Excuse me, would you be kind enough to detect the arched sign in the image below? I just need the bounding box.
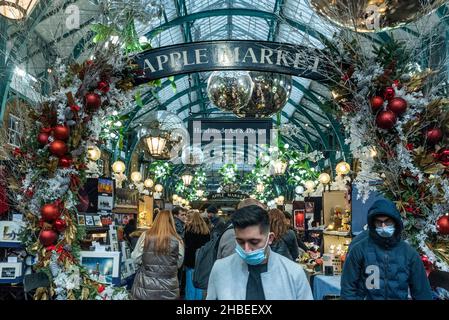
[132,40,327,84]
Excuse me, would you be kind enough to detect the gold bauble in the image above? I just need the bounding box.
[309,0,446,32]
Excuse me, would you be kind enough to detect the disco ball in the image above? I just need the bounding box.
[309,0,446,32]
[235,72,292,118]
[207,71,254,112]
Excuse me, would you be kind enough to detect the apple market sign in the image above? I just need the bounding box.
[132,40,326,84]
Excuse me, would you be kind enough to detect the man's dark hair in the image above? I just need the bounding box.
[207,205,218,214]
[172,206,185,216]
[231,205,270,234]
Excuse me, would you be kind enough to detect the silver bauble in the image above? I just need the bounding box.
[207,71,254,112]
[236,72,292,118]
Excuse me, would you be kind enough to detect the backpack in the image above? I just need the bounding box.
[192,222,233,289]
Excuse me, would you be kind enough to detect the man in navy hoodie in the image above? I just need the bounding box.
[341,199,432,300]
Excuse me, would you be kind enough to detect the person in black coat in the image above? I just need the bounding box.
[341,199,432,300]
[269,209,300,261]
[184,211,211,300]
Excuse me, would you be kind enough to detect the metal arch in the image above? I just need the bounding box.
[267,0,285,42]
[145,8,325,42]
[293,80,350,161]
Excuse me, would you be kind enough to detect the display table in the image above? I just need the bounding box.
[312,275,341,300]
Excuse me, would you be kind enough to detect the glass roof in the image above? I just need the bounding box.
[133,0,344,152]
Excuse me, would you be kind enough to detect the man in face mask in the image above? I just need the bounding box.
[341,199,432,300]
[206,205,313,300]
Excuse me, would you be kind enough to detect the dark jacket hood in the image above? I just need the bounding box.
[367,199,403,248]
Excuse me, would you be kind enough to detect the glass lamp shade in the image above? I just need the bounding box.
[87,145,101,161]
[144,178,154,188]
[336,161,351,175]
[181,174,193,186]
[145,136,167,157]
[172,194,179,201]
[272,159,287,175]
[304,180,315,191]
[318,173,331,185]
[154,184,163,192]
[0,0,39,20]
[131,171,142,183]
[112,161,126,174]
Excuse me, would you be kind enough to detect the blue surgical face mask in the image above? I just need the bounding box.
[235,235,271,265]
[376,225,395,238]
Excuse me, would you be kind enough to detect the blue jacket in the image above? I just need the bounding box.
[341,199,432,300]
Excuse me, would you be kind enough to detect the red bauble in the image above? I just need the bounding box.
[39,230,58,247]
[54,219,67,233]
[384,87,395,100]
[376,110,397,130]
[41,204,61,222]
[37,132,49,145]
[370,96,384,112]
[426,128,443,144]
[387,97,407,115]
[97,81,110,93]
[58,156,72,168]
[437,215,449,235]
[84,93,102,110]
[439,149,449,167]
[49,140,68,157]
[53,125,70,141]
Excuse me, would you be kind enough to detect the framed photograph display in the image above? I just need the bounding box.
[79,251,120,285]
[109,226,119,252]
[0,221,23,244]
[77,215,86,226]
[85,215,94,226]
[294,209,306,231]
[0,262,23,283]
[93,215,103,227]
[120,241,131,262]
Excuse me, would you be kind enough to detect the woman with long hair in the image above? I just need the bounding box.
[268,208,300,261]
[184,210,210,300]
[131,210,184,299]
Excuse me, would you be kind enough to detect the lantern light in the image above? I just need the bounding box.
[295,185,305,194]
[145,136,167,157]
[0,0,39,20]
[112,161,126,174]
[131,171,142,183]
[154,184,163,192]
[172,194,179,201]
[181,173,194,186]
[304,180,315,191]
[336,161,351,175]
[87,145,101,161]
[144,178,154,188]
[318,173,331,185]
[272,159,287,175]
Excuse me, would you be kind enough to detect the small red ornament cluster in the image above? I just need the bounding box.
[371,87,408,130]
[437,215,449,235]
[39,201,68,247]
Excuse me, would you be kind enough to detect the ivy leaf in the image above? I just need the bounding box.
[135,91,143,108]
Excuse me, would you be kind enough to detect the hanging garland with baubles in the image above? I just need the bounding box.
[13,46,142,300]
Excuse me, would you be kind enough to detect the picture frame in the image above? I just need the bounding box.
[85,215,94,226]
[93,215,103,227]
[0,262,23,282]
[0,221,23,244]
[108,227,119,252]
[294,209,305,231]
[98,195,114,211]
[114,188,139,209]
[79,251,121,285]
[120,241,132,262]
[98,178,113,195]
[127,259,136,274]
[77,214,86,226]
